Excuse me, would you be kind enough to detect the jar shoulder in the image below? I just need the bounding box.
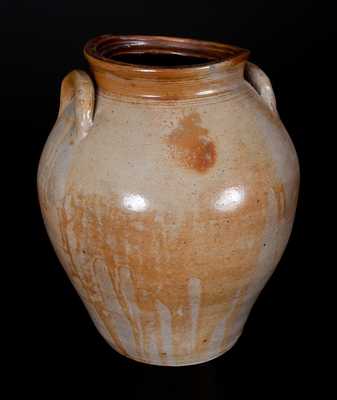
[38,92,299,215]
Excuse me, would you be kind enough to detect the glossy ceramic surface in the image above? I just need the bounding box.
[38,35,299,366]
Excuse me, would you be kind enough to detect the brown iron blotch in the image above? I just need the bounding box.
[166,112,217,173]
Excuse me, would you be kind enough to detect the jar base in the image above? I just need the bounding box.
[109,335,241,367]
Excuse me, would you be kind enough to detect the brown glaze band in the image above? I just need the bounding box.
[84,35,250,100]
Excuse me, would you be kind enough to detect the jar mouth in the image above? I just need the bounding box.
[84,35,249,71]
[84,35,249,100]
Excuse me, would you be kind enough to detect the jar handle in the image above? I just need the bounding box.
[58,70,95,141]
[245,62,278,116]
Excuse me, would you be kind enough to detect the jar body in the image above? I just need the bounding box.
[38,76,299,366]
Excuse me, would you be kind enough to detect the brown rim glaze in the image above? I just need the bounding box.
[84,35,250,100]
[84,35,249,71]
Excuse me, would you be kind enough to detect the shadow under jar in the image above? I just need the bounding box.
[37,35,299,366]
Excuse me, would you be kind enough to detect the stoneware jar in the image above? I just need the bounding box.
[37,35,300,366]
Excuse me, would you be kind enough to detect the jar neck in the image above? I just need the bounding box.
[84,35,249,100]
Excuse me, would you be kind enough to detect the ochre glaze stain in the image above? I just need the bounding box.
[273,183,286,221]
[166,112,216,173]
[57,199,128,357]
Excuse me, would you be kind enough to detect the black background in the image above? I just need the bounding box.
[2,0,322,397]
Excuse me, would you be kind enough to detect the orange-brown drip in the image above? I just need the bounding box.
[57,197,128,356]
[273,183,286,221]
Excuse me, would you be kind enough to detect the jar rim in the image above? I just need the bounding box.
[84,34,250,73]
